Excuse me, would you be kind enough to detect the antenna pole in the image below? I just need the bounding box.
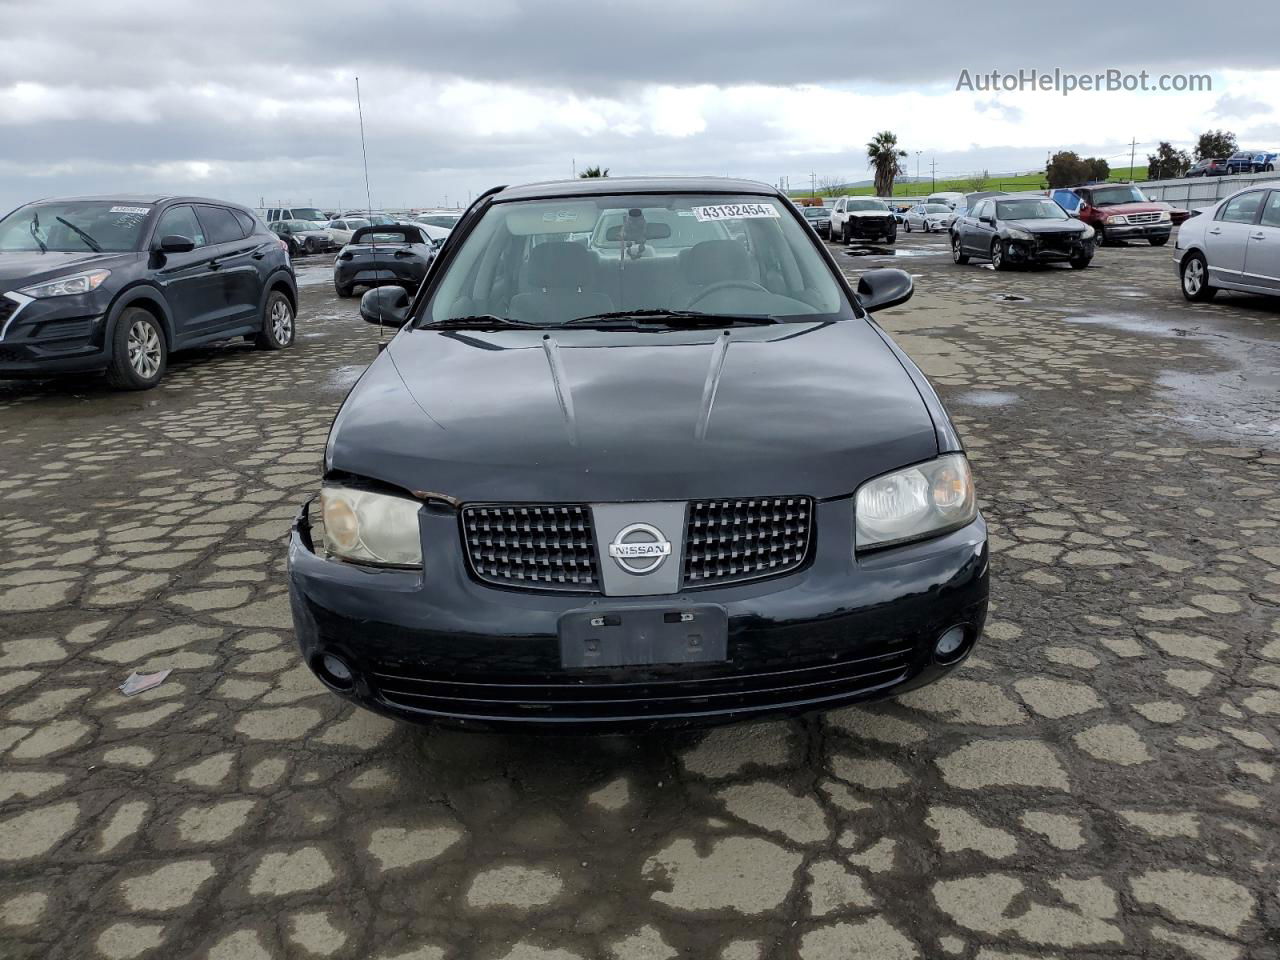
[355,76,382,339]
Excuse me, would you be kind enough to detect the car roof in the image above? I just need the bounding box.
[42,194,249,209]
[492,176,780,203]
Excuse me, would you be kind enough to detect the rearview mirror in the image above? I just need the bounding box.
[157,235,195,253]
[604,222,673,242]
[856,268,913,313]
[360,286,411,328]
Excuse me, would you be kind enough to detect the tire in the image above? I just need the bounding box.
[254,290,295,350]
[1149,237,1169,247]
[1180,252,1216,302]
[105,308,167,390]
[335,282,353,298]
[1069,256,1091,270]
[904,220,912,233]
[951,235,969,264]
[842,224,851,245]
[991,239,1009,270]
[1266,164,1275,173]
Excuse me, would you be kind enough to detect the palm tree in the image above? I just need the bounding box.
[579,165,609,178]
[866,132,907,197]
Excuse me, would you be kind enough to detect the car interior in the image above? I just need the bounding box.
[433,200,845,324]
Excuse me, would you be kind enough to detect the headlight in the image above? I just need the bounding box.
[855,454,977,552]
[1157,211,1171,222]
[1006,228,1033,241]
[1105,215,1125,225]
[317,485,422,567]
[1080,224,1096,240]
[18,269,111,298]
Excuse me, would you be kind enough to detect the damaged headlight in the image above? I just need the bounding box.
[317,484,422,567]
[1006,228,1034,242]
[855,454,977,551]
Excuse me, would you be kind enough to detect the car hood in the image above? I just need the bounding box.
[0,250,134,292]
[1006,219,1088,234]
[327,320,940,502]
[848,210,895,218]
[1093,202,1165,215]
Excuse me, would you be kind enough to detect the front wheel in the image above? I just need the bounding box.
[254,290,295,350]
[951,235,970,264]
[1149,237,1169,247]
[904,220,912,233]
[335,282,353,298]
[842,224,851,245]
[1069,256,1092,270]
[991,239,1010,270]
[1180,252,1216,302]
[106,308,167,390]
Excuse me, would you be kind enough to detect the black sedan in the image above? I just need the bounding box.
[333,223,438,298]
[950,195,1095,270]
[0,195,297,389]
[289,177,988,730]
[800,204,831,239]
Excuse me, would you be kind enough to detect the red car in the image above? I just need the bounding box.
[1051,184,1173,246]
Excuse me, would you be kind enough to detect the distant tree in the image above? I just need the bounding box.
[1194,130,1236,161]
[965,169,990,192]
[1046,151,1091,188]
[1086,157,1111,182]
[816,175,846,197]
[1147,141,1191,180]
[866,132,907,197]
[579,165,609,178]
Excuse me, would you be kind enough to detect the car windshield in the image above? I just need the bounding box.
[996,199,1068,221]
[426,193,848,327]
[847,199,888,212]
[0,200,152,253]
[367,215,397,226]
[923,204,951,214]
[1091,186,1147,205]
[286,220,315,231]
[802,207,827,218]
[344,218,371,229]
[417,215,460,228]
[291,208,326,222]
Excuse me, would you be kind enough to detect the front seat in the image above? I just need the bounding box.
[674,239,755,308]
[508,242,613,325]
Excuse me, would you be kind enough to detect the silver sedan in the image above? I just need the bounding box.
[1175,186,1280,301]
[904,203,955,233]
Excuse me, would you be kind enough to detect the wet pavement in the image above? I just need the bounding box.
[1,234,1278,960]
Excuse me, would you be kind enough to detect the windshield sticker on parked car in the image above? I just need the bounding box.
[109,206,151,215]
[692,203,781,222]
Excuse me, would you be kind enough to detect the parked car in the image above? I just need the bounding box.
[333,223,438,298]
[341,211,398,226]
[1176,186,1280,302]
[0,195,296,389]
[288,176,988,730]
[269,219,335,256]
[1148,201,1193,226]
[926,192,966,210]
[260,206,329,228]
[1050,184,1172,246]
[800,204,831,239]
[413,211,462,230]
[325,218,371,245]
[1249,151,1278,173]
[829,197,896,244]
[1225,151,1260,176]
[1186,158,1228,178]
[951,194,1095,270]
[904,203,954,233]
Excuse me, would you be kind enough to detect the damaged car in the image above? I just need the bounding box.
[951,195,1095,270]
[288,177,989,730]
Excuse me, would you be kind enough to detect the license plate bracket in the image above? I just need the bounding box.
[558,603,728,669]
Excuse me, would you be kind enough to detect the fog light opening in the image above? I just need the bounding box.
[933,626,972,666]
[316,652,355,690]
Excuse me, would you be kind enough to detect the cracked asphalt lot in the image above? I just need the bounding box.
[2,231,1278,960]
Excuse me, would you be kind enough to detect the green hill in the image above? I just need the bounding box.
[793,166,1150,199]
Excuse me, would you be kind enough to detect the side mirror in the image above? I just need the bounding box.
[979,215,994,225]
[360,286,410,328]
[856,268,913,314]
[157,235,195,253]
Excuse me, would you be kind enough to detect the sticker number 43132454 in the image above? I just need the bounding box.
[692,203,780,222]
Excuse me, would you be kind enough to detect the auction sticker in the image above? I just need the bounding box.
[692,203,779,222]
[110,206,151,215]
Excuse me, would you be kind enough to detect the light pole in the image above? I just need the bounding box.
[915,151,922,194]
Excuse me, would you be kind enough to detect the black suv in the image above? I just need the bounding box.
[0,195,297,389]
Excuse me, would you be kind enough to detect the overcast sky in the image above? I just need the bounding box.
[2,0,1278,212]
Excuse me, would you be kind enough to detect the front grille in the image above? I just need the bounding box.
[371,642,913,721]
[1036,233,1077,252]
[684,497,812,587]
[1126,212,1161,224]
[462,504,599,591]
[850,217,894,236]
[0,298,16,338]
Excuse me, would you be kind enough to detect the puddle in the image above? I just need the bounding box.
[293,263,336,287]
[327,363,369,392]
[953,390,1020,407]
[991,294,1031,302]
[845,247,942,259]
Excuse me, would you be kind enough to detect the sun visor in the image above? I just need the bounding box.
[505,201,599,236]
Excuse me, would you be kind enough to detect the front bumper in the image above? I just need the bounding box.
[1102,223,1171,240]
[846,218,897,242]
[1006,237,1095,264]
[334,260,426,289]
[0,293,109,376]
[287,498,990,731]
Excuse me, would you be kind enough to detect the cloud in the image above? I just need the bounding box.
[1213,94,1271,119]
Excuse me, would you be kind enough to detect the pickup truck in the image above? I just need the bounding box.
[828,197,897,245]
[1050,184,1173,246]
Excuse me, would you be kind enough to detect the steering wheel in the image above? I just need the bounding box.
[686,279,770,308]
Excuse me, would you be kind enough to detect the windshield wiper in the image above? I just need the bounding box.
[424,314,542,330]
[55,217,103,253]
[28,213,47,253]
[565,309,777,328]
